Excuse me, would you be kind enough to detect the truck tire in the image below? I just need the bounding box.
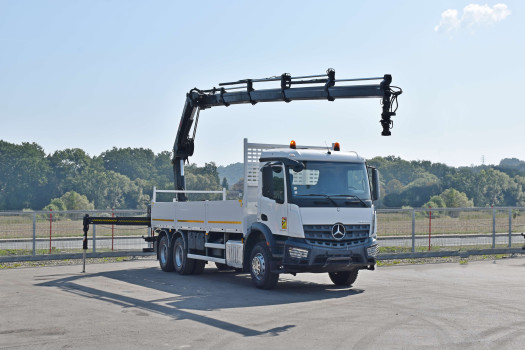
[192,260,206,275]
[250,241,279,289]
[173,236,195,275]
[158,235,174,272]
[328,269,359,286]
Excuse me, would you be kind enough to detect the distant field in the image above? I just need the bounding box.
[377,209,525,236]
[2,208,525,240]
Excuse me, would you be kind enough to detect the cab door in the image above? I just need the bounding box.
[258,162,288,235]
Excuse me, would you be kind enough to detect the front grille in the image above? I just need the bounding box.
[303,224,370,248]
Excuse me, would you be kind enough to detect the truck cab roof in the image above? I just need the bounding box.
[260,147,365,163]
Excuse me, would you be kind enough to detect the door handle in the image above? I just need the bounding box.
[261,214,268,221]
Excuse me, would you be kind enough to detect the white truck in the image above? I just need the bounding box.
[82,69,401,289]
[151,138,380,289]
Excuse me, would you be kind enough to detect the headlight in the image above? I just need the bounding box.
[288,247,309,259]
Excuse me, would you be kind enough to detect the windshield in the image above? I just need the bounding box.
[287,161,371,207]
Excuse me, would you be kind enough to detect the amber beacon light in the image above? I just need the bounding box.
[333,142,340,151]
[290,140,297,149]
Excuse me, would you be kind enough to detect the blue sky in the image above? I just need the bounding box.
[0,1,522,167]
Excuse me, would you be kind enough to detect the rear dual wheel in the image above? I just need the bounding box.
[159,235,205,275]
[173,236,206,275]
[158,235,174,272]
[173,236,196,275]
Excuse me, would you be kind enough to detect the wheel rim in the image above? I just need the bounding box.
[251,253,265,280]
[175,244,183,268]
[160,241,167,265]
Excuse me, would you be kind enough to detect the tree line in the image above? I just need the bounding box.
[2,139,525,210]
[0,140,224,210]
[368,156,525,209]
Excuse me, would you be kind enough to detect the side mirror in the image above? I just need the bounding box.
[291,161,305,172]
[372,168,380,201]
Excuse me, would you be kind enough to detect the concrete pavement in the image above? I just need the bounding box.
[1,257,525,349]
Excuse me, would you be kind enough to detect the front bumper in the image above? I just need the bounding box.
[276,238,377,273]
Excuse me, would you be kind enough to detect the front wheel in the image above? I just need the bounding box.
[250,241,279,289]
[173,237,195,275]
[329,269,358,286]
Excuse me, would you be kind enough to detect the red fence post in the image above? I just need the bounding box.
[49,208,52,254]
[428,206,432,251]
[112,208,115,251]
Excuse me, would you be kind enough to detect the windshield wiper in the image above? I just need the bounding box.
[295,194,338,207]
[295,194,369,207]
[328,194,369,207]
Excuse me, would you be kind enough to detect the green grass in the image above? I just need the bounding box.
[0,264,21,270]
[0,247,132,257]
[377,259,423,267]
[0,263,22,269]
[377,243,521,254]
[377,253,518,267]
[0,248,86,256]
[0,249,30,256]
[379,246,444,254]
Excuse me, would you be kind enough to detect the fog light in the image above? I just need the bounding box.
[288,247,309,259]
[366,245,378,258]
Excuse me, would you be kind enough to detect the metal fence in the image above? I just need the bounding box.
[377,207,525,254]
[1,207,524,262]
[0,209,150,259]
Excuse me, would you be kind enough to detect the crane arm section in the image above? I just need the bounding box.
[172,69,402,201]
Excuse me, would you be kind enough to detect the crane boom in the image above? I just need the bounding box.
[172,69,402,201]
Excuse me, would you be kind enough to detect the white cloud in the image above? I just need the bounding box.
[435,3,511,32]
[434,9,460,32]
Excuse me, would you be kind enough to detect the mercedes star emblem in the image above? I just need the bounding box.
[331,223,346,240]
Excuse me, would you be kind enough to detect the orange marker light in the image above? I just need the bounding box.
[290,140,296,149]
[333,142,340,151]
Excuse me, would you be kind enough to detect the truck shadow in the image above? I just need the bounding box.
[37,265,364,337]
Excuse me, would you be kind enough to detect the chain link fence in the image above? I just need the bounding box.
[1,207,524,261]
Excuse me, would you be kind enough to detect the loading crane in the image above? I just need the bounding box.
[172,69,401,201]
